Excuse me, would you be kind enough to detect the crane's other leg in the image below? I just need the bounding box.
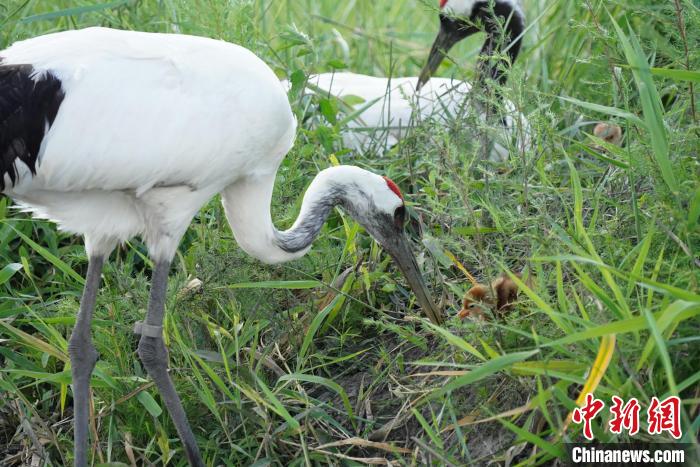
[69,254,105,467]
[136,259,203,467]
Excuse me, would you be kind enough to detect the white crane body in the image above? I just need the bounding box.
[303,71,529,160]
[2,27,295,259]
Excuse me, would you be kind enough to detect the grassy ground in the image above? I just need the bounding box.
[1,0,699,465]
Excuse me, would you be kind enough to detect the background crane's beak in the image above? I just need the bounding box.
[419,4,526,90]
[383,232,444,325]
[417,18,475,90]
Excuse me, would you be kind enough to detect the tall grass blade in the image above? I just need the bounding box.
[609,14,678,193]
[279,373,354,422]
[0,263,22,285]
[8,225,84,285]
[423,321,486,361]
[429,350,538,400]
[560,335,615,437]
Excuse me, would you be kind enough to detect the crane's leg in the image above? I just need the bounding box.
[69,255,105,467]
[135,260,203,467]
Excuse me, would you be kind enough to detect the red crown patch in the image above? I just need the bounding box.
[382,176,403,200]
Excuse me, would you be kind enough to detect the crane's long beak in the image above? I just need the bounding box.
[385,232,444,325]
[417,20,470,91]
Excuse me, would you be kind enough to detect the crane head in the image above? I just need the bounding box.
[329,167,443,325]
[417,0,525,90]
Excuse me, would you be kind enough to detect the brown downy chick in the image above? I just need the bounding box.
[458,274,523,320]
[490,275,521,313]
[593,123,623,148]
[458,284,492,320]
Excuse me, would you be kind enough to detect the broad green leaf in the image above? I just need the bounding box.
[544,306,700,348]
[421,235,454,269]
[650,67,700,83]
[558,96,644,126]
[637,300,700,370]
[137,391,163,418]
[512,360,588,376]
[641,307,678,396]
[0,263,22,285]
[498,416,565,458]
[252,374,300,431]
[0,320,68,362]
[430,350,538,399]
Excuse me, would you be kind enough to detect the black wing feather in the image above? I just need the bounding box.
[0,61,64,191]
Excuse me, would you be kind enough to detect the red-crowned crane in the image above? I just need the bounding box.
[0,27,443,466]
[294,0,529,161]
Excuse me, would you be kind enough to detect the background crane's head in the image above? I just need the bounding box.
[418,0,525,89]
[317,166,443,324]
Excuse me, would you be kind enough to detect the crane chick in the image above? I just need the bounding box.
[593,122,623,148]
[458,274,522,320]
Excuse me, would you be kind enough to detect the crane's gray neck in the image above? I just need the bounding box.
[439,1,524,86]
[221,170,355,265]
[274,185,345,253]
[474,1,525,85]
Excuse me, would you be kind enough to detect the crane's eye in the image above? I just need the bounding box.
[393,205,406,228]
[468,303,477,309]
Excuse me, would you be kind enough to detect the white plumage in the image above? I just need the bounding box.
[4,27,296,260]
[301,72,530,160]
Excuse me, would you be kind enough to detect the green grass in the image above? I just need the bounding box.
[1,0,699,465]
